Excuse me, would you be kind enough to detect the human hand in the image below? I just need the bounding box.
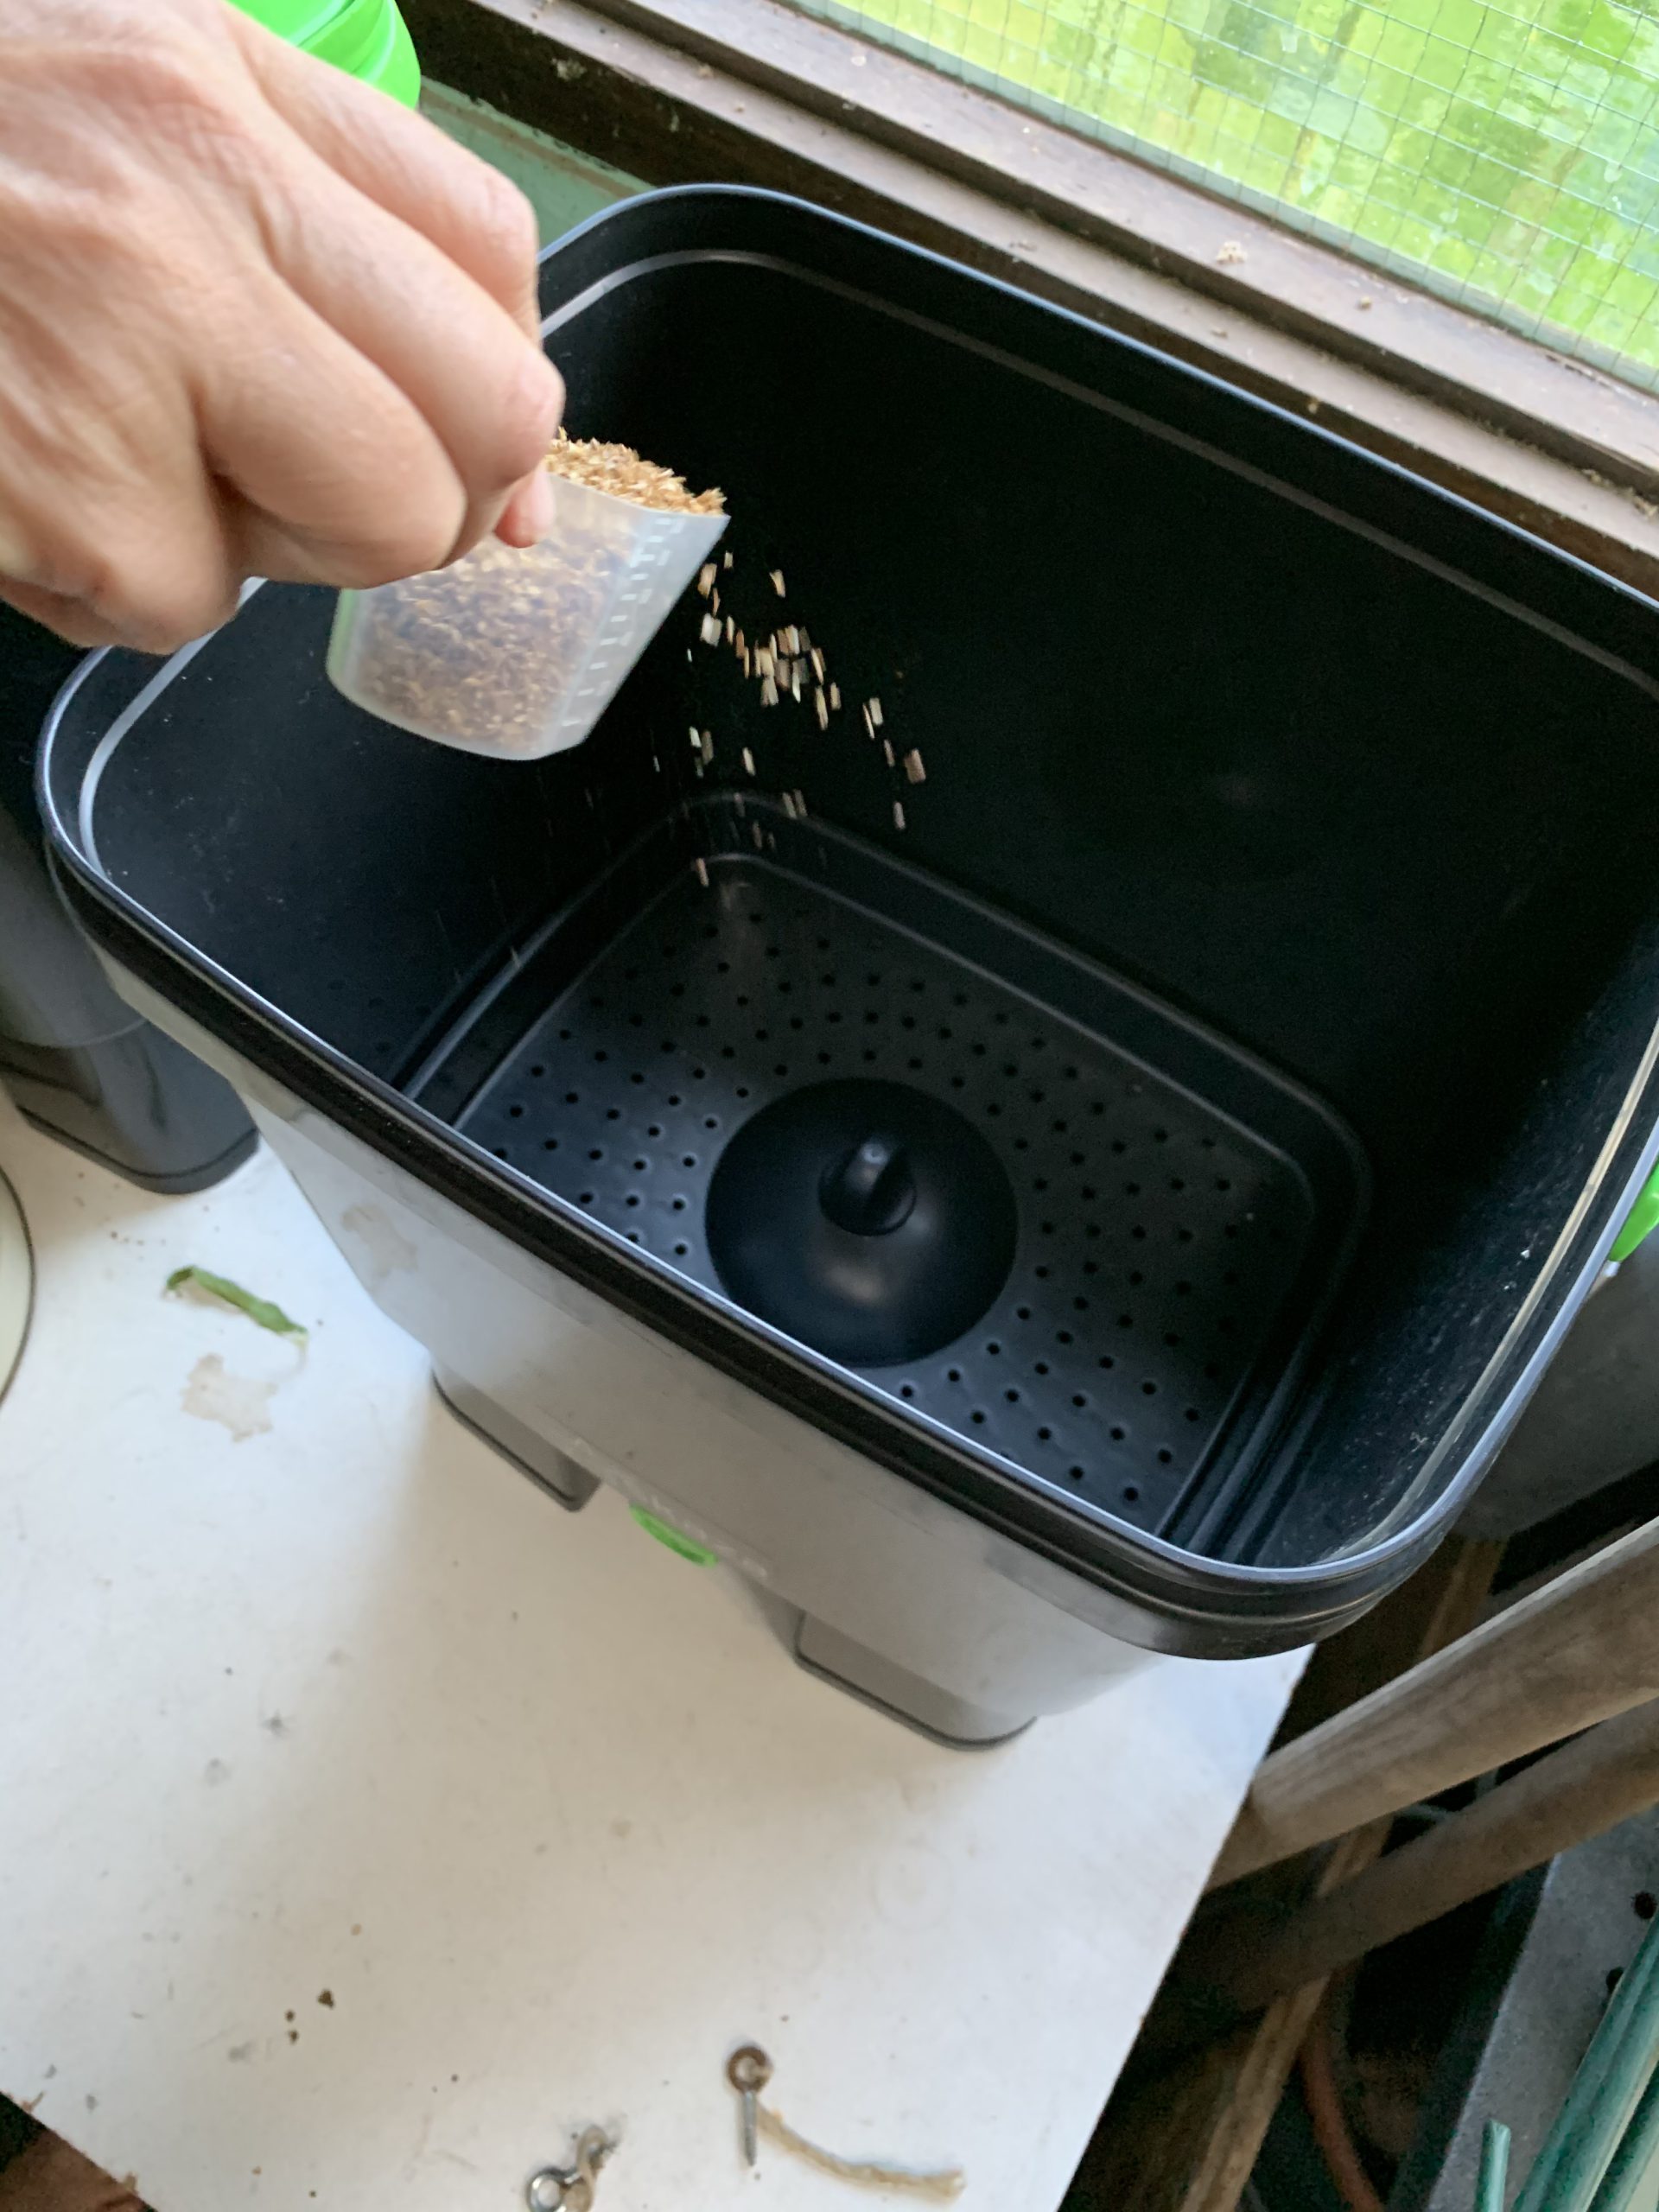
[0,0,564,652]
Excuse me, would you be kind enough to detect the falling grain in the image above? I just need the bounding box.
[868,697,884,727]
[770,569,786,596]
[695,856,709,887]
[697,564,717,598]
[904,748,926,783]
[893,800,907,830]
[742,747,756,775]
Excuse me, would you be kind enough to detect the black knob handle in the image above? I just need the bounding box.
[819,1133,916,1235]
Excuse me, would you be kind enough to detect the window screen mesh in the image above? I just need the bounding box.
[793,0,1659,391]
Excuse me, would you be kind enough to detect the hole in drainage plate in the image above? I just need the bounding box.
[456,854,1332,1528]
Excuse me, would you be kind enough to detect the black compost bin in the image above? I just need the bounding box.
[35,188,1659,1739]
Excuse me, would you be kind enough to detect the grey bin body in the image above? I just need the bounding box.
[0,604,253,1194]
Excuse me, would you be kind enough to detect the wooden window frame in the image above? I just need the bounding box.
[404,0,1659,594]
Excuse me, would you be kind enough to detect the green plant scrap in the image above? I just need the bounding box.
[165,1265,308,1342]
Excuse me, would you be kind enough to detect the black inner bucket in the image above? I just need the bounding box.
[40,189,1659,1603]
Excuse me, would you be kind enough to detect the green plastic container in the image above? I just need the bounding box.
[1611,1165,1659,1264]
[230,0,420,105]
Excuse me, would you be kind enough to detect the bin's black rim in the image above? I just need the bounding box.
[36,184,1659,1657]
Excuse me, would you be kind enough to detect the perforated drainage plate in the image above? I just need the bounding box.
[460,818,1363,1536]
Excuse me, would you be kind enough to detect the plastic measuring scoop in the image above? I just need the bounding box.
[327,474,728,760]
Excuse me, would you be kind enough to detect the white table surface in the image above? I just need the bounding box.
[0,1091,1301,2211]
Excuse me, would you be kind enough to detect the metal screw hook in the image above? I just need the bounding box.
[526,2126,614,2212]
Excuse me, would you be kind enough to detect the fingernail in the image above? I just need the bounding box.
[519,466,555,544]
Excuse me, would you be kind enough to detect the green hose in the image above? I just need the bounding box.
[1588,2065,1659,2212]
[1476,2121,1511,2212]
[1515,1915,1659,2212]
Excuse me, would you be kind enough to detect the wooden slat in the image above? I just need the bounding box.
[1211,1513,1659,1891]
[1192,1693,1659,2024]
